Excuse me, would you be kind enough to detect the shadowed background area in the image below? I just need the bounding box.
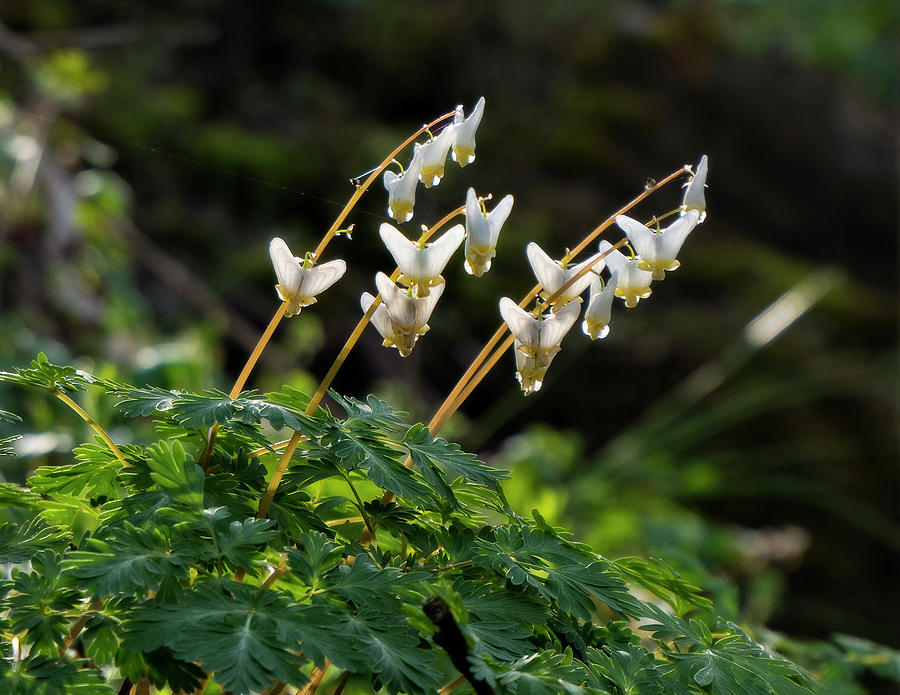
[0,0,897,685]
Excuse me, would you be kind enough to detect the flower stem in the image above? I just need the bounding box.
[426,166,688,437]
[309,111,456,264]
[229,301,289,400]
[53,390,128,467]
[306,203,467,415]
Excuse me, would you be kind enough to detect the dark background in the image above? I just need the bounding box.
[0,0,897,672]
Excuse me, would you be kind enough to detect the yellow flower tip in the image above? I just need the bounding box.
[389,201,414,223]
[421,165,445,188]
[452,146,475,166]
[651,268,666,282]
[582,320,610,341]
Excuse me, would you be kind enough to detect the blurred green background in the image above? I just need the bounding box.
[0,0,897,685]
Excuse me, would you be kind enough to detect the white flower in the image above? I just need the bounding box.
[615,210,701,281]
[526,242,605,308]
[383,146,424,223]
[598,241,653,308]
[582,271,618,340]
[416,124,455,188]
[464,188,514,277]
[269,238,347,317]
[362,272,446,357]
[379,223,465,296]
[499,298,580,395]
[450,96,485,167]
[682,154,708,221]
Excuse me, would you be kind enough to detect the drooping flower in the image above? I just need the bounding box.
[598,241,653,308]
[526,242,605,308]
[269,238,347,317]
[417,124,455,188]
[379,223,465,296]
[361,272,446,357]
[383,146,424,223]
[464,188,514,277]
[615,210,701,281]
[582,271,618,340]
[682,154,708,221]
[499,298,580,395]
[450,97,485,167]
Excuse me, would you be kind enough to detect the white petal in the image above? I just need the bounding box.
[616,215,657,263]
[418,125,454,187]
[379,223,418,276]
[598,241,627,275]
[269,237,301,293]
[361,292,393,342]
[487,194,514,247]
[451,96,485,165]
[420,224,465,279]
[465,187,492,249]
[539,299,580,349]
[414,278,446,327]
[526,242,565,295]
[499,297,540,347]
[682,154,708,219]
[383,170,399,190]
[297,259,346,300]
[658,210,700,262]
[375,272,416,328]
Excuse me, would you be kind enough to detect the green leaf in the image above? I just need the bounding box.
[0,654,115,694]
[8,551,80,656]
[169,390,236,429]
[286,531,344,590]
[583,645,664,695]
[29,444,125,501]
[404,423,508,487]
[0,353,101,394]
[0,408,22,422]
[0,435,20,456]
[330,391,408,433]
[146,440,204,507]
[0,518,68,563]
[114,386,178,417]
[0,483,41,510]
[64,522,189,599]
[471,650,600,695]
[615,557,713,615]
[123,581,309,693]
[832,634,900,682]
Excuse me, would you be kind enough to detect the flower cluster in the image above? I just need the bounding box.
[499,155,709,394]
[384,97,485,223]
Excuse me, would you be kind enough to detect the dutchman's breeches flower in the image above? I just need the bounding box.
[269,238,347,317]
[383,146,424,223]
[450,97,485,167]
[598,241,653,308]
[379,223,465,297]
[499,298,580,395]
[582,271,618,340]
[615,210,701,281]
[681,154,708,221]
[526,242,606,309]
[363,272,445,357]
[464,187,514,277]
[417,124,455,188]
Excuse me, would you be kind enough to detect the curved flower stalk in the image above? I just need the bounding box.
[379,223,465,296]
[682,154,708,221]
[499,298,580,395]
[598,240,653,308]
[582,271,618,340]
[464,187,514,277]
[526,242,605,309]
[417,124,455,188]
[269,238,347,317]
[362,272,446,357]
[383,145,424,223]
[450,96,485,166]
[615,210,701,281]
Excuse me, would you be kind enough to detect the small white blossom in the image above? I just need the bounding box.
[682,154,708,221]
[269,238,347,317]
[416,124,455,188]
[362,272,445,357]
[499,298,580,395]
[615,210,701,281]
[450,96,485,167]
[383,146,424,223]
[598,241,653,308]
[464,187,514,277]
[526,242,605,308]
[379,223,465,296]
[582,271,618,340]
